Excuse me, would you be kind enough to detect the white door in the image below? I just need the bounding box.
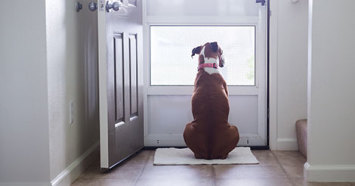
[98,0,144,169]
[143,0,268,147]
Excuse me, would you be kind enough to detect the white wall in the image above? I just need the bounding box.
[0,0,99,185]
[305,0,355,182]
[270,0,309,150]
[0,0,50,185]
[46,0,99,185]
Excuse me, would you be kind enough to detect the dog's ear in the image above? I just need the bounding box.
[210,42,218,52]
[191,46,202,57]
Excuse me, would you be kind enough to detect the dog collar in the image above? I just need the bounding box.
[198,63,218,71]
[198,46,221,70]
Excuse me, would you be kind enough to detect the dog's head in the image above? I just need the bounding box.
[191,42,225,67]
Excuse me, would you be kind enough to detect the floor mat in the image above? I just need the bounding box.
[154,147,259,165]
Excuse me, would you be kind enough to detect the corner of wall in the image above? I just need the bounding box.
[269,0,279,151]
[268,0,308,151]
[50,142,99,186]
[305,163,355,182]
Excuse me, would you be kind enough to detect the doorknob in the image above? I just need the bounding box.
[106,1,121,12]
[88,1,97,11]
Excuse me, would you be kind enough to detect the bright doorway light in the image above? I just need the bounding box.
[150,26,255,86]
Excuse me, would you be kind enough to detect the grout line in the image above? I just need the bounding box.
[211,165,217,186]
[271,151,296,186]
[133,150,153,185]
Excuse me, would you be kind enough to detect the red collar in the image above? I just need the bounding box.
[198,63,218,71]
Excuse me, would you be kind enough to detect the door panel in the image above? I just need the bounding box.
[129,34,138,117]
[110,34,125,124]
[98,0,143,169]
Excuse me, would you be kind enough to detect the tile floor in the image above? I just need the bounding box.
[72,150,355,186]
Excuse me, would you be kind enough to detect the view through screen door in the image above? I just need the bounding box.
[98,0,144,169]
[143,0,268,147]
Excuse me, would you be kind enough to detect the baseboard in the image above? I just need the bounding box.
[305,162,355,182]
[276,138,298,150]
[50,141,99,186]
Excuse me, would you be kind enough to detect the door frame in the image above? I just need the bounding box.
[142,0,270,149]
[98,4,109,168]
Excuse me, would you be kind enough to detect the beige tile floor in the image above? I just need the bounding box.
[72,150,355,186]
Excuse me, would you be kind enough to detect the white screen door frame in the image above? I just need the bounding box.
[142,0,268,147]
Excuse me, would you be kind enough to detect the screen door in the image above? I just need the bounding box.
[143,0,268,147]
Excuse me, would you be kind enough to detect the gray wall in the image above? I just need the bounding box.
[0,0,50,185]
[46,0,99,181]
[0,0,99,185]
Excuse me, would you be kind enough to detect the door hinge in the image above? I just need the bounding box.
[256,0,266,6]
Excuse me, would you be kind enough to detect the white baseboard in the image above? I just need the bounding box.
[276,138,298,150]
[305,162,355,182]
[50,141,99,186]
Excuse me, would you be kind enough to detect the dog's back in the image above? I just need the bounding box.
[184,70,239,159]
[192,70,229,124]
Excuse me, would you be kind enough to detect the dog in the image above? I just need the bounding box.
[183,42,240,159]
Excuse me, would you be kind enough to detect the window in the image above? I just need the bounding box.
[150,26,255,86]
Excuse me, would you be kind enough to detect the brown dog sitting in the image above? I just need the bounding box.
[183,42,240,159]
